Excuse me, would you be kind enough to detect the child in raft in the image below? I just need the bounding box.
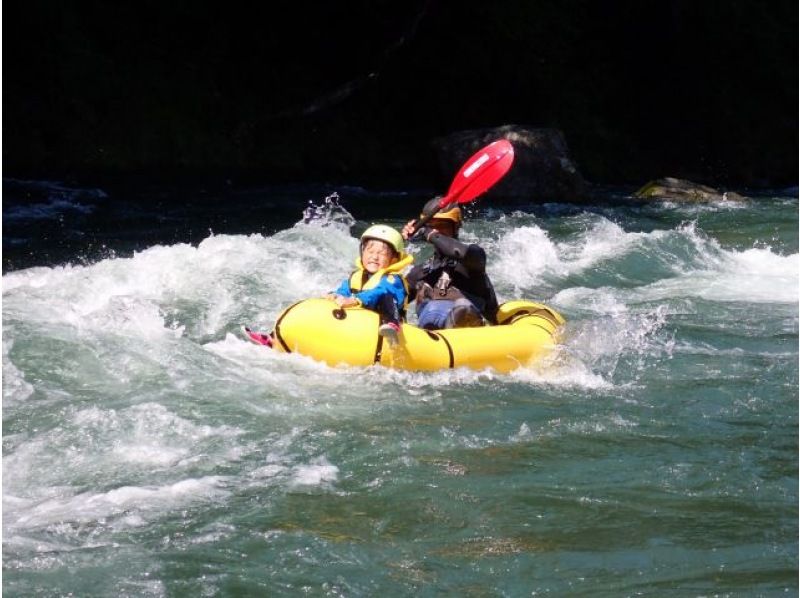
[326,224,413,344]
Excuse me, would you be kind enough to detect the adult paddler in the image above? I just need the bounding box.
[401,199,499,329]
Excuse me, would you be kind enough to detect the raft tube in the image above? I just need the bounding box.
[271,298,565,373]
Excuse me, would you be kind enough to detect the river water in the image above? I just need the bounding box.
[2,180,798,595]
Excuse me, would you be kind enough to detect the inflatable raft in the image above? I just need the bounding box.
[269,298,565,372]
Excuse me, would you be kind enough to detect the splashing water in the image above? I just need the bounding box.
[3,188,797,595]
[302,192,357,231]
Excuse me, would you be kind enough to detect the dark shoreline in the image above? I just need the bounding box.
[4,2,797,191]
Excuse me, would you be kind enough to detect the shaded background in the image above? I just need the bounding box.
[3,0,798,189]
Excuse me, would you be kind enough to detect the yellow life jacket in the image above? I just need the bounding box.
[348,252,413,310]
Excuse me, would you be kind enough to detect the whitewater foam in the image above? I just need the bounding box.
[290,456,340,490]
[8,476,230,531]
[2,192,796,594]
[634,243,798,304]
[3,336,35,404]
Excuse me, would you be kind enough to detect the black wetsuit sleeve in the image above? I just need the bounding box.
[428,232,487,273]
[405,265,423,303]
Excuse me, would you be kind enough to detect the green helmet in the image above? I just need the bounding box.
[360,224,404,255]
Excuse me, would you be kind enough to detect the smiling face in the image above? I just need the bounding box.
[360,239,397,273]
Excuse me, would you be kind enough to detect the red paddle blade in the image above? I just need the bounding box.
[440,139,515,208]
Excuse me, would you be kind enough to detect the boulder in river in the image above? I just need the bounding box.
[634,177,748,203]
[432,125,588,202]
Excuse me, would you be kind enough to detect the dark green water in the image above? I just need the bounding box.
[3,189,797,595]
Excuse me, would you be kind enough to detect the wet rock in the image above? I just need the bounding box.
[634,177,748,202]
[432,125,588,202]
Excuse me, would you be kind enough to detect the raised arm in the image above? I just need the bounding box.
[426,230,487,273]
